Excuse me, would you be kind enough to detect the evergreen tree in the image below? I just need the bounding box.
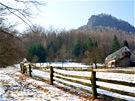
[27,44,46,62]
[72,40,84,58]
[27,46,35,62]
[85,38,93,51]
[36,44,46,62]
[84,37,97,51]
[111,35,120,53]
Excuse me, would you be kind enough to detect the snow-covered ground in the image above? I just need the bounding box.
[53,68,135,100]
[31,63,135,101]
[33,62,91,67]
[0,65,90,101]
[1,63,135,101]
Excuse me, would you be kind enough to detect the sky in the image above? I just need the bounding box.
[1,0,135,31]
[30,0,134,31]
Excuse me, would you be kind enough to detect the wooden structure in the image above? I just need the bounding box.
[20,63,135,100]
[105,46,135,67]
[20,63,32,77]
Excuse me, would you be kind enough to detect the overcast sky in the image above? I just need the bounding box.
[1,0,134,31]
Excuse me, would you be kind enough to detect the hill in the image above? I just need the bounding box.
[78,14,135,33]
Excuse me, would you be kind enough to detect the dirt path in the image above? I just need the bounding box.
[0,66,90,101]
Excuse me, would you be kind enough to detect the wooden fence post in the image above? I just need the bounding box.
[22,65,25,74]
[20,63,23,72]
[29,64,32,77]
[91,68,97,100]
[50,66,54,85]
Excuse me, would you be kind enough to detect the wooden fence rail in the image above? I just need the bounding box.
[20,63,135,101]
[20,63,32,77]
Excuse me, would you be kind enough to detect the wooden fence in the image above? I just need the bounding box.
[20,63,33,77]
[20,63,135,101]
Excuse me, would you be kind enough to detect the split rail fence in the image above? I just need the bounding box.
[20,63,135,101]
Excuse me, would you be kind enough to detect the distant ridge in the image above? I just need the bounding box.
[78,14,135,33]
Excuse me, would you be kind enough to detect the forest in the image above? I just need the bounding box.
[20,26,135,65]
[1,23,135,66]
[0,1,135,66]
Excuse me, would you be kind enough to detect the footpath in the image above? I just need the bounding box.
[0,66,91,101]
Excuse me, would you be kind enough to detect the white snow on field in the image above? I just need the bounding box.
[30,63,135,101]
[96,72,135,83]
[53,69,135,100]
[0,65,89,101]
[34,62,91,67]
[1,63,135,101]
[32,69,50,79]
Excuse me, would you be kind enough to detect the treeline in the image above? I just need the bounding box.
[20,26,135,64]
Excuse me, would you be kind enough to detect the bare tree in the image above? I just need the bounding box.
[0,0,45,31]
[0,0,45,66]
[0,29,24,66]
[83,48,102,68]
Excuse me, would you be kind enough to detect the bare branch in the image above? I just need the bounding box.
[0,0,46,66]
[15,0,46,6]
[0,2,23,11]
[0,1,46,32]
[0,29,21,41]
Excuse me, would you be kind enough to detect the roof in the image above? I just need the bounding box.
[105,46,134,64]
